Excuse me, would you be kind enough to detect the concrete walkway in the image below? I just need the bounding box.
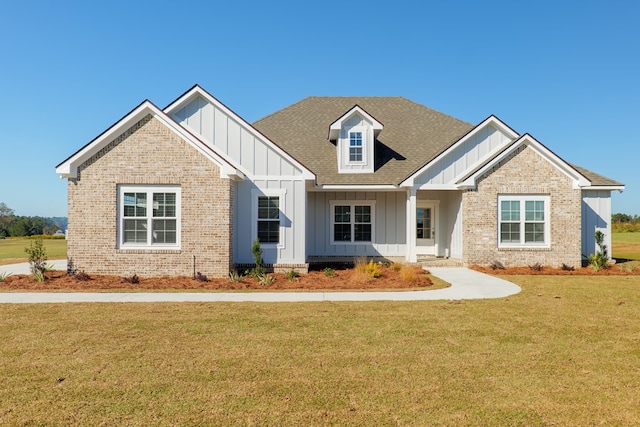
[0,262,520,303]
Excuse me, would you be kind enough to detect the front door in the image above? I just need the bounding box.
[416,203,436,255]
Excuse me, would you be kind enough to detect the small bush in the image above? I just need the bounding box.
[285,269,299,281]
[257,274,275,285]
[561,263,575,271]
[228,270,242,282]
[0,271,11,282]
[392,263,403,272]
[354,259,382,280]
[529,262,544,272]
[399,264,418,283]
[323,267,336,277]
[25,238,48,282]
[74,271,91,281]
[194,272,209,282]
[588,231,609,272]
[121,274,140,284]
[490,261,505,270]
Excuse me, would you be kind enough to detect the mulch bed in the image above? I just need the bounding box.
[0,265,434,291]
[471,264,640,276]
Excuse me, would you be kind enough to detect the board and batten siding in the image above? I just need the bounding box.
[171,95,308,266]
[415,125,513,187]
[170,95,303,178]
[307,191,406,257]
[581,190,613,260]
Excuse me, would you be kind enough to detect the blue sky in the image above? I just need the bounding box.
[0,0,637,217]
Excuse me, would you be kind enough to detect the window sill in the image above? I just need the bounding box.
[498,246,551,251]
[117,248,182,254]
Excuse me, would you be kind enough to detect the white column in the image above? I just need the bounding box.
[406,188,417,262]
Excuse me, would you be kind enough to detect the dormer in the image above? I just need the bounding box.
[328,105,383,174]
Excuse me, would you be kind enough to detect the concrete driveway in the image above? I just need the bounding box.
[0,262,520,303]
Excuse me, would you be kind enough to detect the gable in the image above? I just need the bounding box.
[406,119,517,189]
[165,86,314,180]
[56,101,240,180]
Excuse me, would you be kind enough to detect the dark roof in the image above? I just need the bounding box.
[570,163,624,187]
[253,97,473,185]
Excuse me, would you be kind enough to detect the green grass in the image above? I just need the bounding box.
[2,275,640,425]
[0,237,67,265]
[612,231,640,260]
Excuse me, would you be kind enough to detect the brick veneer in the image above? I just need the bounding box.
[462,145,582,267]
[67,115,233,277]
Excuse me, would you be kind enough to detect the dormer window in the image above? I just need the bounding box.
[349,131,363,162]
[328,105,383,174]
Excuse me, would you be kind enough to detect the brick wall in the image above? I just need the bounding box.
[462,145,582,267]
[67,115,234,277]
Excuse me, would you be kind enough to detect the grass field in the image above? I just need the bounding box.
[611,232,640,261]
[2,275,640,425]
[0,237,67,265]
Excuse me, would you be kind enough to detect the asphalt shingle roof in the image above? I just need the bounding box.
[253,97,473,186]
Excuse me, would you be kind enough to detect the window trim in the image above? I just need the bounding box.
[329,200,376,245]
[118,185,181,250]
[251,189,286,248]
[345,126,367,166]
[497,194,550,248]
[348,131,363,163]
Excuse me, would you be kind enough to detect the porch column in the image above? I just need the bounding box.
[406,188,417,262]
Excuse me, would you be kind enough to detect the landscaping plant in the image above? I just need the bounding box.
[24,237,48,282]
[588,230,609,272]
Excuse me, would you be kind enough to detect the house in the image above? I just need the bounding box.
[56,85,624,277]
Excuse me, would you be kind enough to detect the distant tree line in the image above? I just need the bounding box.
[0,202,67,238]
[612,213,639,224]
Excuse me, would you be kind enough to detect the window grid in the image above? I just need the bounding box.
[349,132,363,162]
[120,187,179,248]
[257,196,280,244]
[498,197,548,246]
[332,202,373,243]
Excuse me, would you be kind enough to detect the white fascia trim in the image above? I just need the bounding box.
[315,184,398,191]
[400,115,519,187]
[415,184,460,190]
[457,134,591,190]
[55,101,242,180]
[582,185,625,192]
[328,105,384,141]
[164,85,315,181]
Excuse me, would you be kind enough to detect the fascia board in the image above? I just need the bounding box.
[313,184,398,191]
[165,85,315,181]
[400,115,519,187]
[456,134,591,189]
[328,105,384,140]
[581,185,625,192]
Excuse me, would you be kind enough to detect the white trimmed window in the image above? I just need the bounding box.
[330,201,375,244]
[498,195,549,247]
[119,185,181,248]
[252,189,285,247]
[349,131,363,162]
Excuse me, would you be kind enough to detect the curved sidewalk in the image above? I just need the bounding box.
[0,263,520,303]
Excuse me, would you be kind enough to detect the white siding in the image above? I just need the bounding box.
[307,191,406,257]
[415,125,512,187]
[581,190,613,260]
[234,179,307,265]
[171,95,305,178]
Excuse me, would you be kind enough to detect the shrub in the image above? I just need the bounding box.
[529,262,544,272]
[257,274,275,285]
[228,270,242,282]
[490,261,505,270]
[25,238,48,282]
[194,272,209,282]
[251,238,265,276]
[355,259,382,279]
[0,271,11,282]
[399,264,418,283]
[121,274,140,284]
[392,262,403,272]
[74,271,91,281]
[588,231,609,272]
[561,263,575,271]
[285,269,299,281]
[323,267,336,277]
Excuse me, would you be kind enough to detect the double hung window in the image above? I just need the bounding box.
[331,201,374,244]
[498,195,549,247]
[119,186,180,248]
[349,131,363,162]
[257,196,280,244]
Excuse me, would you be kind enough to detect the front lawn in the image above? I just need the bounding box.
[0,237,67,265]
[2,275,640,425]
